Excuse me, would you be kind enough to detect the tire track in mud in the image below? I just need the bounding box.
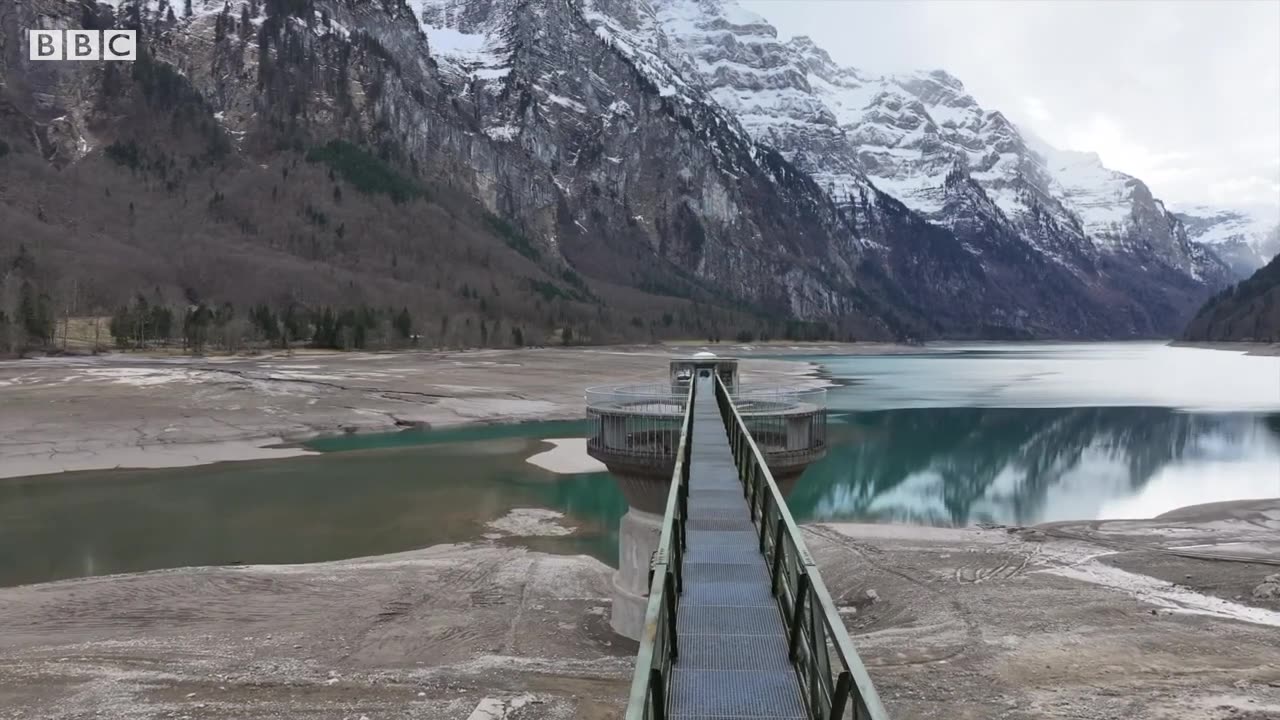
[807,526,1042,669]
[952,541,1043,583]
[338,558,507,667]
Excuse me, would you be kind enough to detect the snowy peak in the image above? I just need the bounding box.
[892,70,973,114]
[1173,204,1280,277]
[1174,205,1280,246]
[3,0,1238,345]
[1037,144,1140,237]
[645,0,878,204]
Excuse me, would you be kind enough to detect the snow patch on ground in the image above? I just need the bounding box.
[485,124,520,142]
[525,438,607,475]
[1040,560,1280,628]
[466,694,537,720]
[79,367,206,387]
[485,509,576,537]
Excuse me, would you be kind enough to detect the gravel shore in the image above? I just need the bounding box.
[1169,340,1280,356]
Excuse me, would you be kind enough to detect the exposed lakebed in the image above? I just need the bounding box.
[2,342,1276,587]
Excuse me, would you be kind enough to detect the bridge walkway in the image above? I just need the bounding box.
[624,370,886,720]
[669,373,806,718]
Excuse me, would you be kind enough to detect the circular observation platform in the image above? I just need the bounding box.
[585,383,827,511]
[586,380,828,639]
[585,363,828,640]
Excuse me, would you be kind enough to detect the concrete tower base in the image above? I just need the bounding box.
[606,469,807,640]
[609,507,663,639]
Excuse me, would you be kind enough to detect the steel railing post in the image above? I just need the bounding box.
[829,672,852,720]
[664,572,679,661]
[648,668,665,720]
[789,572,810,662]
[771,518,786,594]
[674,536,684,594]
[759,490,770,553]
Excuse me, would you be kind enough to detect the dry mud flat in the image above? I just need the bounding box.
[0,542,633,720]
[0,345,831,479]
[1,500,1278,719]
[816,498,1280,720]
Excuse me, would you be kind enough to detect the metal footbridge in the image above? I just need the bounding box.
[625,371,887,720]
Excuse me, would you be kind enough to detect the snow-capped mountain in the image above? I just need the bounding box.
[1172,205,1280,278]
[1,0,1239,341]
[644,0,1224,283]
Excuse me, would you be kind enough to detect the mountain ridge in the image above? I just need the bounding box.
[0,0,1248,352]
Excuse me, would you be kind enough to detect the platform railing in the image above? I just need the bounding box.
[623,380,695,720]
[713,374,889,720]
[586,384,825,465]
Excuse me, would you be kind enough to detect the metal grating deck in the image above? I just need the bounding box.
[669,374,806,720]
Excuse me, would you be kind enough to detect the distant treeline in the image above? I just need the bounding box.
[0,246,56,355]
[107,294,482,353]
[0,239,845,358]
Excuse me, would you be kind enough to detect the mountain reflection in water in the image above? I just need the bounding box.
[788,407,1280,526]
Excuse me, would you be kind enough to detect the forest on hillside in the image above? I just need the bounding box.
[1183,254,1280,342]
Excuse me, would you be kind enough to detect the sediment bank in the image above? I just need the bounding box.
[0,344,845,480]
[0,498,1276,719]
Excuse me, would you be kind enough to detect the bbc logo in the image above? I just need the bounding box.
[28,30,137,61]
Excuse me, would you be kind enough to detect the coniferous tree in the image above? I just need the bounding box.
[182,304,213,353]
[393,307,412,340]
[282,304,305,348]
[0,311,13,355]
[18,281,48,345]
[151,305,173,344]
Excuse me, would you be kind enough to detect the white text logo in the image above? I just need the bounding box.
[29,30,137,62]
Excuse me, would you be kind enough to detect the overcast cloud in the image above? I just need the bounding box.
[738,0,1280,214]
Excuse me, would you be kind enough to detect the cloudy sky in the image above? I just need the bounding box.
[738,0,1280,213]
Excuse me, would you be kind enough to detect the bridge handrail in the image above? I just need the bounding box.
[623,380,696,720]
[713,374,889,720]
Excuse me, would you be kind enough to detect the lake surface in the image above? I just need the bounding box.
[798,342,1280,524]
[1,342,1277,586]
[0,421,626,587]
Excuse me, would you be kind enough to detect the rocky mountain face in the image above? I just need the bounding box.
[0,0,1241,343]
[1173,206,1280,280]
[1184,254,1280,343]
